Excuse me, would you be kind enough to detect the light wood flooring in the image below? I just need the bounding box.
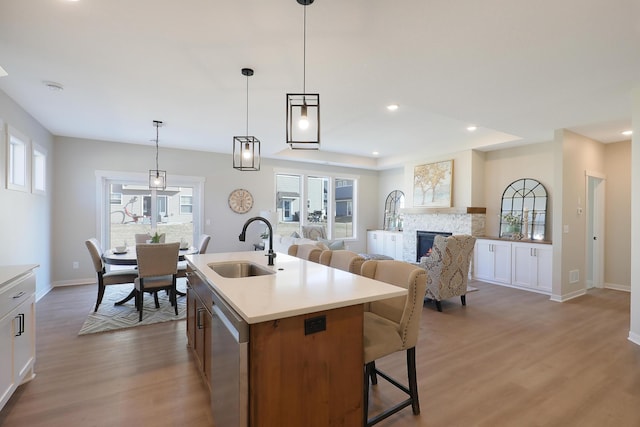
[2,281,640,426]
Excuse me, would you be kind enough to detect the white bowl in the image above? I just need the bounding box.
[115,246,127,253]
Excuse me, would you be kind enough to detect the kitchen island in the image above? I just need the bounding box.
[186,251,406,427]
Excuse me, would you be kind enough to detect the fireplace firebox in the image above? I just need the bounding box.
[416,231,452,262]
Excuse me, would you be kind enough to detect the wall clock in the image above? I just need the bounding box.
[228,188,254,214]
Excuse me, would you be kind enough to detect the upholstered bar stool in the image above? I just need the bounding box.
[288,243,323,263]
[360,259,428,426]
[319,249,365,274]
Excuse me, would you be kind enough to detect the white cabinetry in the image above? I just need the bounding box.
[474,239,552,294]
[367,230,404,260]
[474,239,512,284]
[511,242,553,292]
[0,265,37,411]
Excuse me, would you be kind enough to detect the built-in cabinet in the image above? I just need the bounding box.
[511,242,552,292]
[0,265,37,412]
[367,230,404,260]
[474,238,552,294]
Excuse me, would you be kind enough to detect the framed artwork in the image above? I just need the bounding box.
[413,160,453,207]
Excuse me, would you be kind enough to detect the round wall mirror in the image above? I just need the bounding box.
[384,190,405,230]
[499,178,547,240]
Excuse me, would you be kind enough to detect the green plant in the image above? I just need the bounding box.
[502,213,521,226]
[151,232,161,243]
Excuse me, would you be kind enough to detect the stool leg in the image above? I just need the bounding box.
[407,347,420,415]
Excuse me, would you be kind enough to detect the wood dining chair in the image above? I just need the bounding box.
[134,242,180,321]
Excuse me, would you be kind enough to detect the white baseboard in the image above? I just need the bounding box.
[52,278,94,287]
[604,282,631,292]
[549,288,586,302]
[628,331,640,347]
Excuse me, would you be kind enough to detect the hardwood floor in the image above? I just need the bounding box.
[1,281,640,426]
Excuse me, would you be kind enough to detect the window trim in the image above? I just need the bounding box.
[31,142,47,195]
[95,170,205,248]
[6,125,30,192]
[274,168,359,240]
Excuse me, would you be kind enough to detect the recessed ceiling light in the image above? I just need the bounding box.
[386,104,399,111]
[372,151,380,156]
[621,130,633,136]
[43,81,64,92]
[0,66,7,77]
[466,125,478,132]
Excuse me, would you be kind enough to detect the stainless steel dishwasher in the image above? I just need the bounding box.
[210,289,249,427]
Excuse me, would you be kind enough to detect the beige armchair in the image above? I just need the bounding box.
[85,238,138,312]
[318,250,365,274]
[420,234,476,312]
[360,260,427,426]
[135,242,180,321]
[287,243,323,263]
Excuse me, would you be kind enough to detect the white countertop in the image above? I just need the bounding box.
[186,251,407,324]
[0,264,39,289]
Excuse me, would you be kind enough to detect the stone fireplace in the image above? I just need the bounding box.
[400,207,485,262]
[416,231,453,262]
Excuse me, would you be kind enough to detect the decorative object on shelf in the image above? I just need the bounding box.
[149,120,166,190]
[228,188,254,214]
[233,68,261,171]
[413,160,453,207]
[384,190,405,231]
[286,0,320,150]
[499,178,548,240]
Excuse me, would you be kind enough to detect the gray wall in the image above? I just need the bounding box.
[53,136,379,284]
[0,91,54,299]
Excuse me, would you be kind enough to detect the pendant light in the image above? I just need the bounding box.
[149,120,166,190]
[233,68,261,171]
[286,0,320,150]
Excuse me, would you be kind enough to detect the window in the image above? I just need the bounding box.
[32,144,46,195]
[6,125,29,192]
[275,171,358,240]
[97,171,204,250]
[110,193,123,204]
[180,195,193,214]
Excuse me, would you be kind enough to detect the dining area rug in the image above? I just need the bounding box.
[78,281,187,335]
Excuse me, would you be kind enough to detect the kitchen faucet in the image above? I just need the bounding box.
[239,216,276,266]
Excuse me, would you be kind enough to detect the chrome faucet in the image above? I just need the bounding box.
[239,216,276,266]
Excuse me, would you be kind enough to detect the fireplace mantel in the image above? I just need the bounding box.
[400,207,486,215]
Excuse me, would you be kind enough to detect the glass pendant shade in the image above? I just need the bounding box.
[149,169,167,190]
[286,93,320,149]
[233,136,261,171]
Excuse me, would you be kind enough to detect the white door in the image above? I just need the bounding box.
[586,174,605,289]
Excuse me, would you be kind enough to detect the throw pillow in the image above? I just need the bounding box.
[290,231,300,238]
[318,238,345,250]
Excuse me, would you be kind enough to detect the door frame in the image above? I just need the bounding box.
[585,170,606,289]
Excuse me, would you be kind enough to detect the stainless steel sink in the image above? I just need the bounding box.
[209,261,274,278]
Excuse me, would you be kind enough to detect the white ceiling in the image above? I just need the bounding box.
[0,0,638,170]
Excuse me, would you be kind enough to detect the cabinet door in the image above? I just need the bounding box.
[512,244,536,288]
[186,286,196,349]
[0,313,15,408]
[383,232,403,260]
[367,231,384,254]
[534,245,553,291]
[474,240,494,281]
[492,241,512,284]
[13,296,35,382]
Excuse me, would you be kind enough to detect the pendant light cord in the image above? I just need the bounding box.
[154,121,160,175]
[302,5,306,95]
[246,73,249,135]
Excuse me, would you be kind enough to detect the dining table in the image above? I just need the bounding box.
[102,245,198,305]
